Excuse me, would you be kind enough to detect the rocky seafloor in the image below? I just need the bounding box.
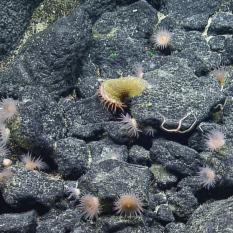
[0,0,233,232]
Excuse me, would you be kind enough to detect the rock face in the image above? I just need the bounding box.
[0,0,42,60]
[0,8,92,97]
[52,137,89,179]
[79,159,152,203]
[0,210,37,233]
[150,139,202,176]
[131,57,223,129]
[186,196,233,233]
[0,0,233,232]
[78,0,158,98]
[2,166,64,209]
[160,0,221,30]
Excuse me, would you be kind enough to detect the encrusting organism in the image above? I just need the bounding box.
[114,194,143,217]
[198,166,216,189]
[205,129,225,152]
[21,152,48,171]
[98,76,147,112]
[119,113,141,138]
[151,28,172,50]
[78,194,101,220]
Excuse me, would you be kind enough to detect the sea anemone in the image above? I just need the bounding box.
[198,166,216,189]
[0,144,9,157]
[119,113,141,138]
[134,64,144,79]
[212,67,228,91]
[78,194,101,220]
[151,28,172,50]
[114,194,143,217]
[0,98,18,122]
[205,129,225,152]
[0,168,12,185]
[0,124,10,145]
[21,152,48,171]
[67,186,81,200]
[144,126,156,137]
[98,76,147,112]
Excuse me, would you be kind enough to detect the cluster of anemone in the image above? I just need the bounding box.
[0,98,18,186]
[20,152,48,171]
[0,97,48,180]
[197,129,225,189]
[67,190,143,221]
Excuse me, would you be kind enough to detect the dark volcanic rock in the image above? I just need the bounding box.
[80,0,139,21]
[131,57,223,130]
[150,164,178,189]
[208,35,226,52]
[209,12,233,35]
[128,145,151,167]
[88,138,128,164]
[160,0,220,30]
[37,209,81,233]
[78,0,157,97]
[223,37,233,64]
[79,159,152,204]
[186,196,233,233]
[111,224,164,233]
[52,137,89,179]
[9,89,66,151]
[0,0,42,60]
[63,95,112,140]
[0,210,37,233]
[166,188,198,220]
[0,8,92,97]
[165,222,186,233]
[2,166,64,209]
[150,139,202,176]
[156,204,175,223]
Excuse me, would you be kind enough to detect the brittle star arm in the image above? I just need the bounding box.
[160,112,197,133]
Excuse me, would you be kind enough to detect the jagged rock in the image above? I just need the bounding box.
[0,8,92,97]
[2,166,64,209]
[186,196,233,232]
[0,0,42,60]
[209,12,233,35]
[52,137,89,179]
[150,139,202,176]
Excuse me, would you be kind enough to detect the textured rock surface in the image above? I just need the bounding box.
[0,8,92,97]
[186,196,233,233]
[78,0,157,97]
[160,0,221,30]
[150,139,202,176]
[0,0,232,232]
[0,0,42,60]
[79,159,152,203]
[2,166,64,209]
[52,137,89,179]
[0,211,37,233]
